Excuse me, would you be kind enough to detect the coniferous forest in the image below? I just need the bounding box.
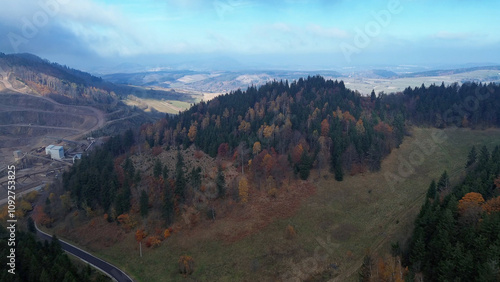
[407,145,500,281]
[0,224,108,282]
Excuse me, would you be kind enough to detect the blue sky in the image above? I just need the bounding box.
[1,0,499,70]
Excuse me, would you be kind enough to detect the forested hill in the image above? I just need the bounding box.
[383,82,500,128]
[0,53,190,105]
[59,75,500,233]
[142,77,500,182]
[144,76,405,181]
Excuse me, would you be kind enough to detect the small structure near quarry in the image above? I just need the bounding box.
[46,145,64,160]
[13,150,22,160]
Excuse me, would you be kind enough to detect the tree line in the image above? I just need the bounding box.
[406,145,500,281]
[0,223,108,282]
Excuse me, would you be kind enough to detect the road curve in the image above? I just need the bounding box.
[35,224,134,282]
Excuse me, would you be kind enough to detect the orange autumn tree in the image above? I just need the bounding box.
[291,144,304,164]
[145,236,162,248]
[458,192,485,215]
[33,205,52,227]
[320,118,329,136]
[135,229,146,257]
[483,196,500,214]
[135,229,146,242]
[458,192,485,224]
[164,228,171,239]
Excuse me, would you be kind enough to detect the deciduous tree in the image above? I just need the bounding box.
[238,177,249,203]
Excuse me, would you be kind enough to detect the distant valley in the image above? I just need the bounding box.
[102,65,500,100]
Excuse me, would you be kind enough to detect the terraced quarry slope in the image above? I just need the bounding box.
[0,91,105,165]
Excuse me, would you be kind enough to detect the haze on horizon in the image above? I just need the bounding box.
[1,0,499,72]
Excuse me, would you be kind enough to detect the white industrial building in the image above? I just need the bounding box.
[46,145,64,160]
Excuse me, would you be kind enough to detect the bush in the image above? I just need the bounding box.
[285,225,296,240]
[178,255,195,277]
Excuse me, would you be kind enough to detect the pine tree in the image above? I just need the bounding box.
[153,159,162,179]
[140,190,149,217]
[163,183,174,225]
[479,145,490,164]
[190,167,201,190]
[426,180,437,200]
[437,171,449,191]
[123,157,134,180]
[162,165,169,180]
[175,151,186,202]
[466,146,477,168]
[27,217,36,233]
[216,166,226,199]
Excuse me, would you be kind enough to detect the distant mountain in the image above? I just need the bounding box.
[103,69,344,94]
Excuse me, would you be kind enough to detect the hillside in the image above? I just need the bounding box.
[41,128,500,281]
[0,53,194,106]
[29,74,499,280]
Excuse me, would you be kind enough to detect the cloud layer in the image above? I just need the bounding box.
[1,0,499,69]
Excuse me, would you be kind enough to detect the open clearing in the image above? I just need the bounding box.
[44,127,500,281]
[123,97,192,114]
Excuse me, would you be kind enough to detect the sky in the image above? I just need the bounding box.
[1,0,500,71]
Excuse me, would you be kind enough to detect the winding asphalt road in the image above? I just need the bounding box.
[35,224,133,282]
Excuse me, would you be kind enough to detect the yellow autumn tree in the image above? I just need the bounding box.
[252,141,262,155]
[201,113,210,130]
[178,255,195,277]
[263,124,275,139]
[356,118,365,133]
[188,122,198,142]
[238,120,251,133]
[239,177,249,203]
